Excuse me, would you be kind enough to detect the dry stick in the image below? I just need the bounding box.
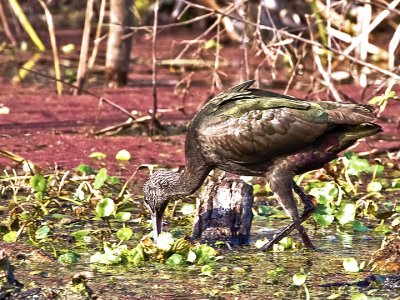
[326,0,332,99]
[0,1,17,45]
[359,1,372,87]
[341,0,400,58]
[38,0,62,95]
[176,1,191,21]
[356,0,400,15]
[211,17,222,94]
[241,1,249,81]
[18,66,135,119]
[117,165,141,199]
[328,27,386,56]
[175,19,219,61]
[174,2,240,62]
[306,15,343,102]
[151,0,160,128]
[74,0,95,96]
[284,43,307,95]
[126,11,215,32]
[264,4,294,70]
[253,1,265,88]
[389,24,400,70]
[88,0,106,69]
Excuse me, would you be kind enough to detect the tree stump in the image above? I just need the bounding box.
[192,178,254,245]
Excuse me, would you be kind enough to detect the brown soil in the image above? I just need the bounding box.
[0,30,399,182]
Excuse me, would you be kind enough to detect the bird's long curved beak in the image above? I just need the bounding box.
[151,212,163,243]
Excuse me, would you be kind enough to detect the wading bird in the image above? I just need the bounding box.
[143,80,381,250]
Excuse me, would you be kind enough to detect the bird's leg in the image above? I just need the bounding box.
[260,170,315,251]
[292,181,316,215]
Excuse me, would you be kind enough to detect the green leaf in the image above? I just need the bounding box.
[124,244,145,266]
[350,293,368,300]
[193,244,217,265]
[367,182,382,193]
[201,264,213,276]
[374,223,391,234]
[106,176,120,185]
[368,90,397,106]
[392,216,400,227]
[258,205,281,216]
[156,232,175,251]
[343,257,360,272]
[71,230,90,241]
[336,202,355,225]
[252,184,262,195]
[254,238,268,249]
[95,198,115,217]
[353,220,369,232]
[58,252,80,264]
[166,253,185,266]
[116,149,131,161]
[3,231,18,242]
[204,38,217,49]
[344,154,382,177]
[313,213,334,226]
[181,204,195,215]
[391,180,400,189]
[279,237,294,249]
[89,152,107,159]
[117,227,133,241]
[89,244,124,265]
[61,43,75,53]
[35,226,50,240]
[115,212,131,222]
[187,250,197,263]
[292,274,307,286]
[30,174,47,193]
[94,168,107,189]
[75,164,95,175]
[309,182,338,204]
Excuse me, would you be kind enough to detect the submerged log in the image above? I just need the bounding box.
[192,178,253,245]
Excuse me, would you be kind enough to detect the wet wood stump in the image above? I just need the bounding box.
[192,178,254,245]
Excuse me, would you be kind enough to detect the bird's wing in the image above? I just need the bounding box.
[198,104,330,164]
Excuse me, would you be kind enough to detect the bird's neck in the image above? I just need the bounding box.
[169,158,212,198]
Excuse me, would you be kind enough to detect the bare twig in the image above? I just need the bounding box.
[306,15,343,102]
[151,0,160,127]
[359,1,372,87]
[211,17,222,94]
[388,24,400,70]
[241,1,249,81]
[88,0,106,69]
[38,0,62,95]
[0,1,17,45]
[17,66,135,119]
[326,0,332,98]
[74,0,95,95]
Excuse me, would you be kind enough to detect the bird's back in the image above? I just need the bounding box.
[188,80,378,166]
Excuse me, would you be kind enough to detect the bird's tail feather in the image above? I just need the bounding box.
[326,103,378,125]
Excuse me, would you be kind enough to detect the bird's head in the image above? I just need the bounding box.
[143,170,181,241]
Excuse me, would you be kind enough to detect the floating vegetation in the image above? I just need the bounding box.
[90,233,218,268]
